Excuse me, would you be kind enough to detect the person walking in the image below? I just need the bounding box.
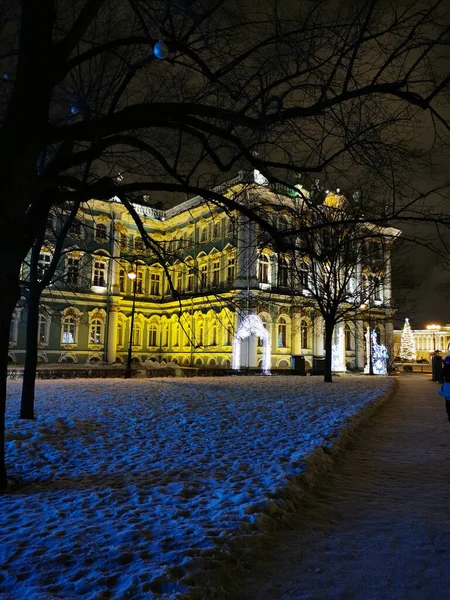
[439,355,450,421]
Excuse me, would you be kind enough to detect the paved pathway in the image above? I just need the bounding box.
[238,375,450,600]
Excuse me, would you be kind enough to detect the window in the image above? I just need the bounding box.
[258,320,268,347]
[172,323,179,347]
[9,314,19,344]
[37,252,51,281]
[92,260,107,287]
[132,324,141,346]
[96,223,107,242]
[62,317,76,344]
[200,264,208,289]
[345,324,352,351]
[200,227,208,243]
[117,322,124,346]
[225,218,234,237]
[90,319,103,344]
[300,319,309,349]
[187,268,194,292]
[197,323,204,346]
[278,317,287,348]
[258,254,270,284]
[72,219,83,237]
[119,233,128,251]
[119,269,126,293]
[227,258,235,284]
[212,261,220,287]
[374,277,382,302]
[213,222,221,239]
[210,325,217,346]
[148,324,158,347]
[135,236,145,252]
[66,256,80,286]
[38,314,49,344]
[224,326,233,346]
[150,272,161,296]
[136,270,143,294]
[278,258,289,287]
[175,271,182,293]
[162,324,169,346]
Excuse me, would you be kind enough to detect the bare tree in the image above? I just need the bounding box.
[0,0,449,486]
[19,201,81,419]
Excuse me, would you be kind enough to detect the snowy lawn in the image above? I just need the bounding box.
[1,376,394,599]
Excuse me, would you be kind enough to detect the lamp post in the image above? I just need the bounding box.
[125,267,137,379]
[427,324,441,353]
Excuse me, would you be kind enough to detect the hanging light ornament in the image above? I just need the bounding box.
[154,40,169,60]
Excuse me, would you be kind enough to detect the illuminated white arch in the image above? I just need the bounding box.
[232,314,271,374]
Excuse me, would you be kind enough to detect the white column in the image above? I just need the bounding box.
[106,305,119,363]
[292,312,301,355]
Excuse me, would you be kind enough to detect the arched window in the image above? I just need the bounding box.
[197,322,204,346]
[300,319,309,349]
[148,324,158,347]
[90,319,103,344]
[172,323,179,347]
[258,319,268,347]
[162,324,169,346]
[278,317,287,348]
[92,259,107,287]
[38,314,49,344]
[278,258,289,287]
[345,324,352,351]
[117,322,124,346]
[200,227,208,242]
[210,325,217,346]
[62,317,76,344]
[132,323,142,346]
[258,254,270,284]
[150,272,161,295]
[95,223,107,242]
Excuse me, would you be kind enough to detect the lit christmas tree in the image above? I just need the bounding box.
[399,317,416,361]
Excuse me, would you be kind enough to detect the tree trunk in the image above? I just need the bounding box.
[323,319,334,383]
[20,289,40,419]
[0,263,22,489]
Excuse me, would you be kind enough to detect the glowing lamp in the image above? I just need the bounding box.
[127,269,137,281]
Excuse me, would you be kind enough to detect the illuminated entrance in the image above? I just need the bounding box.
[232,314,271,374]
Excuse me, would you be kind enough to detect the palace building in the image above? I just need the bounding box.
[10,171,398,372]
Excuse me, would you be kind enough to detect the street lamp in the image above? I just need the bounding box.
[125,267,137,379]
[427,324,441,353]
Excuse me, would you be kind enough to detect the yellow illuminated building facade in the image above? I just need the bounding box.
[9,171,397,371]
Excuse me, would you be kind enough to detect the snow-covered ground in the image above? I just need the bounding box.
[1,376,394,599]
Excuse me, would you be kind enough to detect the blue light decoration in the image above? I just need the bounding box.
[70,106,78,115]
[364,328,388,375]
[2,73,8,80]
[154,40,169,60]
